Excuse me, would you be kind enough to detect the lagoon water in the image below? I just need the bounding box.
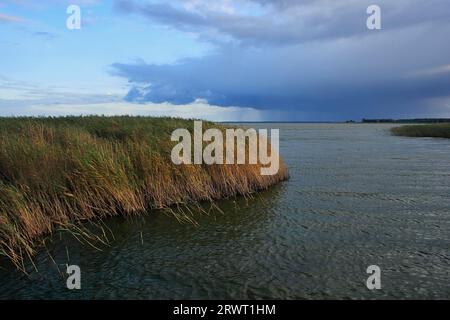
[1,123,450,299]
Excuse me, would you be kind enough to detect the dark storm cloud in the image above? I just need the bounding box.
[111,0,450,120]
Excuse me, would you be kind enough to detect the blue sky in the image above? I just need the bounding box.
[1,0,450,121]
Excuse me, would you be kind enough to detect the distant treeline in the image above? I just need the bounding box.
[362,118,450,123]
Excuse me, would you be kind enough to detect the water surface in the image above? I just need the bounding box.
[1,123,450,299]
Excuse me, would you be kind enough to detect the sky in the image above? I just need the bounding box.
[1,0,450,121]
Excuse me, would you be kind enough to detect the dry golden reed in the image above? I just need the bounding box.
[0,116,288,270]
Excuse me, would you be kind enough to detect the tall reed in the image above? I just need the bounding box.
[0,116,288,270]
[391,123,450,138]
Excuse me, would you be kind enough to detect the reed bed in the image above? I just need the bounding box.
[391,123,450,138]
[0,116,288,270]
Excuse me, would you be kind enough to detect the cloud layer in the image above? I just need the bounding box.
[2,0,450,120]
[111,0,450,120]
[114,0,450,45]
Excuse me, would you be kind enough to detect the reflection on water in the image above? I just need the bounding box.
[1,123,450,299]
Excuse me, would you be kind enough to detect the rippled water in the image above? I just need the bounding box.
[1,123,450,299]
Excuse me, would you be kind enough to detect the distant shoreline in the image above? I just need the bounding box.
[223,118,450,124]
[391,123,450,139]
[362,118,450,124]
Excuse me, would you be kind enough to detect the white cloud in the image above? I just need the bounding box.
[18,100,265,122]
[0,12,26,24]
[410,64,450,77]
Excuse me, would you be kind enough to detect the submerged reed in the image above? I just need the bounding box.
[0,116,288,270]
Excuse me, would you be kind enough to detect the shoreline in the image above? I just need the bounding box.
[0,116,288,270]
[391,123,450,139]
